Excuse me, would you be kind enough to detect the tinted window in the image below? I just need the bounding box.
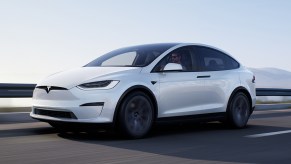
[194,46,239,71]
[85,43,177,67]
[152,46,198,72]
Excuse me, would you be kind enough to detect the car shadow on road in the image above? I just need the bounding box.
[56,121,291,163]
[57,122,230,140]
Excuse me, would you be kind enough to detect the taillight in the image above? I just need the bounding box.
[252,75,255,83]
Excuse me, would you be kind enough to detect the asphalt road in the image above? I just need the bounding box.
[1,108,291,164]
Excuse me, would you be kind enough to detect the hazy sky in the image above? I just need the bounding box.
[1,0,291,83]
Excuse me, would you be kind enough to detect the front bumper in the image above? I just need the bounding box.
[30,86,121,123]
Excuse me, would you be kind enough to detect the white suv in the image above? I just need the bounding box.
[30,43,256,138]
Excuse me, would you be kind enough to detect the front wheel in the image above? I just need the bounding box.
[227,92,251,128]
[117,91,154,139]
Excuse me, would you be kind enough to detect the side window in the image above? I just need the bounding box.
[194,46,239,71]
[152,46,198,72]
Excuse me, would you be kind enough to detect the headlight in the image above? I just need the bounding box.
[77,80,119,90]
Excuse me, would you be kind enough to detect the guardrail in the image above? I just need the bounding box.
[256,88,291,96]
[0,83,36,98]
[1,83,291,98]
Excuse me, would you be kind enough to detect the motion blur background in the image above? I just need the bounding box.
[1,0,291,107]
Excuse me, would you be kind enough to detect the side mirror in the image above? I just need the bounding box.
[163,63,183,71]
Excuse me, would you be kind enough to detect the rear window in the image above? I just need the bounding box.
[195,46,239,71]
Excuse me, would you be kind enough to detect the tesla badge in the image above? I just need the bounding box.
[46,86,51,93]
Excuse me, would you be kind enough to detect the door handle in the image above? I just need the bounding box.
[197,75,211,78]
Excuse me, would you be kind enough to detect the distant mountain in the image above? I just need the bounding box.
[249,67,291,103]
[249,67,291,89]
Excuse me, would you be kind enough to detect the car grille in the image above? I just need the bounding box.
[34,108,77,119]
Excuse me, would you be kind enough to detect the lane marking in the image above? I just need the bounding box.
[246,130,291,138]
[254,108,291,114]
[0,122,49,131]
[0,112,30,114]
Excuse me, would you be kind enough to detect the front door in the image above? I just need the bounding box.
[153,46,210,118]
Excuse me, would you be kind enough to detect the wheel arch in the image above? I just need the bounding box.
[227,86,253,113]
[113,85,158,125]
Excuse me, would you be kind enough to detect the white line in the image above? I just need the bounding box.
[0,112,30,114]
[246,130,291,138]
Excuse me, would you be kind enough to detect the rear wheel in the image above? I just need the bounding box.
[227,92,251,128]
[117,91,154,139]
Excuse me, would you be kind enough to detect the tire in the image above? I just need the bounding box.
[227,92,251,128]
[117,91,154,139]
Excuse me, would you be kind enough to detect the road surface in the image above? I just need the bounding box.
[1,108,291,163]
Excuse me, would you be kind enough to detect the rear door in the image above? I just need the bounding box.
[193,46,241,113]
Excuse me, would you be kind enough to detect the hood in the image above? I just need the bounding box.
[37,67,141,89]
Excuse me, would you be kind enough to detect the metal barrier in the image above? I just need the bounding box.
[256,88,291,96]
[0,83,36,98]
[1,83,291,98]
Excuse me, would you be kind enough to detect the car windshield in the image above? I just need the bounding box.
[85,43,178,67]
